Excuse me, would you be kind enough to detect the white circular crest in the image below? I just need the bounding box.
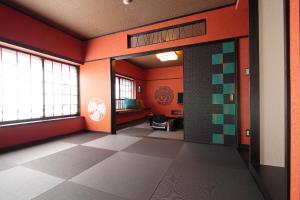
[88,98,106,122]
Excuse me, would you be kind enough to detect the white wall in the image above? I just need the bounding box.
[259,0,285,167]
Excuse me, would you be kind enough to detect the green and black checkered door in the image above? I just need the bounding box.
[184,40,237,146]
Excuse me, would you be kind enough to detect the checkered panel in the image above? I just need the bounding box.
[211,41,236,145]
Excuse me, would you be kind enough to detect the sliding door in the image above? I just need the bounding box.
[183,40,237,145]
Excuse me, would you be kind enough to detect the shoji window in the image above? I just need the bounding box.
[44,60,78,117]
[115,76,134,110]
[0,48,43,122]
[0,47,79,124]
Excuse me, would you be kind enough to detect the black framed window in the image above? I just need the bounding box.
[44,59,78,117]
[115,75,134,110]
[0,46,79,124]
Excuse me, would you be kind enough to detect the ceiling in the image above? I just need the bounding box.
[126,51,183,69]
[3,0,236,40]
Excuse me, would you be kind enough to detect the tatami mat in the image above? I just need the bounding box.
[60,132,108,144]
[123,138,184,159]
[117,127,154,137]
[23,146,116,179]
[0,141,76,164]
[0,166,64,200]
[33,181,127,200]
[71,152,172,200]
[82,135,142,151]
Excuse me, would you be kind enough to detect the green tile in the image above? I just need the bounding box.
[212,94,224,104]
[212,133,224,144]
[223,41,235,53]
[223,63,235,74]
[212,74,223,85]
[212,114,224,124]
[223,124,236,135]
[223,83,235,94]
[224,104,235,115]
[212,54,223,65]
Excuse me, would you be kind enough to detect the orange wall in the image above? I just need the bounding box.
[145,66,184,116]
[290,0,300,199]
[84,0,248,61]
[0,117,85,149]
[80,59,112,132]
[239,38,250,145]
[0,4,83,62]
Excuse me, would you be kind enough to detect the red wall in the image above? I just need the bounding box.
[0,4,83,62]
[84,0,248,61]
[144,66,184,117]
[0,117,85,149]
[290,0,300,199]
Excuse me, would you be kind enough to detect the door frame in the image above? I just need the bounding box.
[248,0,290,199]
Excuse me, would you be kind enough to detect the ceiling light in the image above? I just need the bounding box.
[123,0,132,5]
[156,52,178,62]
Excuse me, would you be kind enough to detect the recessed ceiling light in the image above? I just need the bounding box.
[156,52,178,62]
[123,0,132,5]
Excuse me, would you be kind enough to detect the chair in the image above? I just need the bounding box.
[151,115,167,130]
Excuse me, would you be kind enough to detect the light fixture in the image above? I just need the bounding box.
[156,51,178,62]
[123,0,132,5]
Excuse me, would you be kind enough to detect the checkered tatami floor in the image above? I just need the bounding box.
[0,131,263,200]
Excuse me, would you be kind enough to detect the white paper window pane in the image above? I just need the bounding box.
[45,106,53,117]
[31,106,43,118]
[53,73,61,83]
[63,95,70,105]
[2,77,18,93]
[70,76,77,86]
[62,74,69,84]
[18,93,31,105]
[45,83,53,94]
[32,94,43,106]
[18,80,31,92]
[44,60,52,71]
[54,106,62,116]
[71,96,77,105]
[53,84,62,94]
[71,105,78,114]
[62,65,69,75]
[45,95,53,105]
[2,63,17,78]
[62,85,70,95]
[32,83,43,94]
[70,67,77,76]
[32,70,43,82]
[63,105,70,115]
[44,71,53,83]
[54,95,62,105]
[2,48,17,64]
[71,86,77,95]
[18,107,31,120]
[3,109,17,121]
[53,62,61,73]
[18,52,30,67]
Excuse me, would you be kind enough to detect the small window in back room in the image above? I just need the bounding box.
[115,75,134,109]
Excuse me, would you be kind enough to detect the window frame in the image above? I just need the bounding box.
[0,45,80,125]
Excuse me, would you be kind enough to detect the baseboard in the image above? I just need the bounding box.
[0,130,84,153]
[84,130,111,135]
[238,144,249,150]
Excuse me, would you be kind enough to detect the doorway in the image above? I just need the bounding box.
[111,50,185,141]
